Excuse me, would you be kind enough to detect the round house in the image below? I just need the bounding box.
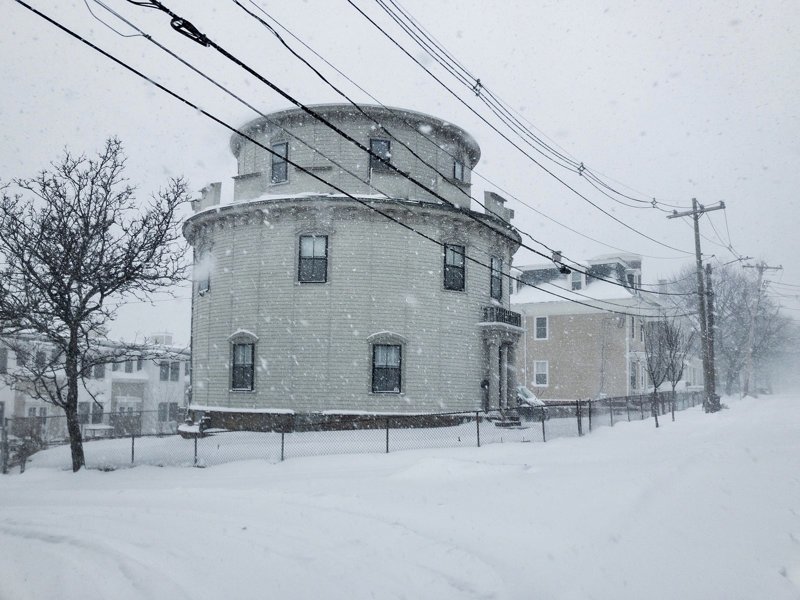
[184,104,523,428]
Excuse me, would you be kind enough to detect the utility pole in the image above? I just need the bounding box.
[667,199,725,412]
[705,263,716,400]
[741,261,782,396]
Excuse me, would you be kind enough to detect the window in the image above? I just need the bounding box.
[640,322,645,342]
[0,348,6,374]
[271,141,288,183]
[571,271,583,290]
[93,363,105,380]
[158,402,179,422]
[170,361,180,382]
[78,402,90,425]
[372,344,401,393]
[533,361,549,387]
[35,351,46,370]
[185,361,191,375]
[490,257,503,301]
[196,251,211,295]
[534,316,548,340]
[136,357,143,371]
[16,349,28,368]
[159,361,170,381]
[112,362,120,372]
[369,138,391,171]
[453,159,465,182]
[125,360,133,373]
[630,316,636,339]
[232,343,255,391]
[627,273,635,288]
[444,244,465,291]
[91,403,104,425]
[298,235,328,283]
[630,361,638,390]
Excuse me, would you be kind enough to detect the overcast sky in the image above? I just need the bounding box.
[2,0,799,345]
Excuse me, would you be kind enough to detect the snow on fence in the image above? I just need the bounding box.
[1,392,702,473]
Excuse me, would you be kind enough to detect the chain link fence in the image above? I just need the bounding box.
[1,391,702,472]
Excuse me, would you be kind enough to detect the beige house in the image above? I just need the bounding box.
[512,254,703,401]
[184,104,523,426]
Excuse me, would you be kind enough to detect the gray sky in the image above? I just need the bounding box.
[2,0,799,345]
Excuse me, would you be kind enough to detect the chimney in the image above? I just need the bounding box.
[193,182,222,212]
[483,191,514,223]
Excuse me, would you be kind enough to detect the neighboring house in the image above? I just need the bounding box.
[184,104,523,427]
[511,254,703,400]
[0,334,189,439]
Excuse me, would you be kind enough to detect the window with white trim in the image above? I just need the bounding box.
[533,361,549,387]
[298,235,328,283]
[490,256,503,300]
[453,159,465,182]
[231,343,255,391]
[534,316,548,340]
[372,344,402,393]
[571,271,583,290]
[444,244,465,291]
[369,138,391,171]
[271,142,288,184]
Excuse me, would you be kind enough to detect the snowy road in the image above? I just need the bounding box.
[1,395,799,599]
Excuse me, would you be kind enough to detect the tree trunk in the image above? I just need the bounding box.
[65,334,85,471]
[652,391,659,428]
[64,402,85,472]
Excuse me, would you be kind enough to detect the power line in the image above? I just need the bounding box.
[220,0,697,295]
[13,0,693,319]
[345,0,696,256]
[369,0,693,212]
[234,0,686,263]
[84,1,692,311]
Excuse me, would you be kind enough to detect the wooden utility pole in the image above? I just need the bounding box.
[741,261,783,396]
[705,263,716,399]
[667,199,725,412]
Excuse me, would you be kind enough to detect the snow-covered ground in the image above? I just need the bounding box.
[1,394,798,599]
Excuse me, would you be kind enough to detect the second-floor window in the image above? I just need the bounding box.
[369,138,391,171]
[271,142,288,183]
[444,244,465,291]
[490,257,503,301]
[0,348,7,374]
[298,235,328,283]
[535,316,548,340]
[159,361,170,381]
[93,363,105,380]
[571,271,583,290]
[170,361,180,382]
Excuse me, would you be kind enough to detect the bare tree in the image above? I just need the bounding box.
[0,138,188,471]
[668,264,791,396]
[642,317,671,428]
[662,318,696,421]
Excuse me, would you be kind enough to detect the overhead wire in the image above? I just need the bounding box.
[238,1,687,265]
[83,0,692,311]
[371,0,693,212]
[224,0,698,294]
[14,0,694,318]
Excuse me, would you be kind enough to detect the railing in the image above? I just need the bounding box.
[481,306,522,327]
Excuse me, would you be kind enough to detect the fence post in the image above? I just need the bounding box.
[541,410,547,442]
[193,436,198,467]
[1,418,8,475]
[576,400,582,436]
[280,431,285,462]
[475,412,481,448]
[626,401,631,422]
[130,431,135,465]
[639,395,644,420]
[588,400,592,433]
[385,418,390,454]
[610,401,614,427]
